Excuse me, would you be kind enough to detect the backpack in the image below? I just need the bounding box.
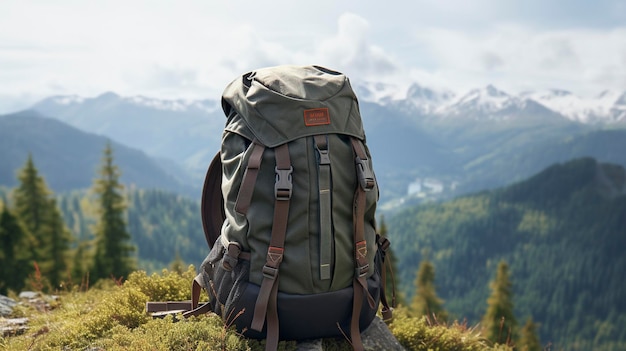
[149,65,393,351]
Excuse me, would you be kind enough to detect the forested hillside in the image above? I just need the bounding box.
[58,189,207,271]
[387,157,626,350]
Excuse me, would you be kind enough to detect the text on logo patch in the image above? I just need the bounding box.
[304,108,331,126]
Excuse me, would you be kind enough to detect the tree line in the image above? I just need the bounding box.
[408,257,540,351]
[385,158,626,350]
[379,215,541,350]
[0,142,135,293]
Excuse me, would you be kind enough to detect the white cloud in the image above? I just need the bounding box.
[315,14,400,79]
[0,1,625,113]
[409,25,626,97]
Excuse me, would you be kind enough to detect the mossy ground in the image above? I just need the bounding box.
[1,267,511,351]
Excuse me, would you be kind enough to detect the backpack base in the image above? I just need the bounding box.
[222,273,381,341]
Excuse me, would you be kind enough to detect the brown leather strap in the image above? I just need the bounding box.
[349,137,376,351]
[182,302,212,318]
[235,141,265,215]
[250,143,291,351]
[265,277,281,351]
[146,300,192,313]
[350,279,365,351]
[191,273,203,309]
[377,235,395,320]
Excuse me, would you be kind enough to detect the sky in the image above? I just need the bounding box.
[1,0,625,113]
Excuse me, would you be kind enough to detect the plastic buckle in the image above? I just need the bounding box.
[315,146,330,165]
[377,236,391,252]
[222,242,242,271]
[356,264,369,278]
[355,157,375,191]
[262,265,278,279]
[274,166,293,200]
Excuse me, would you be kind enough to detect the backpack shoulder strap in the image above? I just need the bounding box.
[201,152,225,249]
[250,143,292,351]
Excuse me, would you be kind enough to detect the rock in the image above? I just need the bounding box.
[295,339,324,350]
[294,317,406,351]
[18,291,54,312]
[18,291,40,299]
[0,317,29,337]
[361,317,405,350]
[0,295,17,317]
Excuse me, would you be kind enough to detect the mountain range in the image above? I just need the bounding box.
[0,81,622,206]
[359,81,626,124]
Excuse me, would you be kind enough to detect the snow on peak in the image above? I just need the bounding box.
[41,84,626,125]
[444,85,522,114]
[403,83,455,114]
[90,93,219,113]
[126,95,193,112]
[526,89,625,124]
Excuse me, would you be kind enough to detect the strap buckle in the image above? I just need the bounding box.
[356,264,369,278]
[274,166,293,200]
[262,246,284,279]
[355,157,375,191]
[377,235,391,252]
[315,145,330,165]
[262,265,279,279]
[222,242,242,271]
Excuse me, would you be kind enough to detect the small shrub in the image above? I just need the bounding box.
[124,265,198,302]
[388,306,509,351]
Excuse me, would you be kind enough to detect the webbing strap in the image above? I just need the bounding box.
[250,143,291,351]
[235,141,265,215]
[181,274,212,319]
[191,274,203,309]
[377,235,395,321]
[349,137,376,351]
[314,135,332,280]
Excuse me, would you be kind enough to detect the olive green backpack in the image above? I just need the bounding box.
[151,65,393,351]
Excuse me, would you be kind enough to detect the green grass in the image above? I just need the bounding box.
[1,267,511,351]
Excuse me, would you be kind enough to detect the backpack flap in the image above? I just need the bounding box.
[221,65,365,147]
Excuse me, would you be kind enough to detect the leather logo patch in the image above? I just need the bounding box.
[304,108,330,126]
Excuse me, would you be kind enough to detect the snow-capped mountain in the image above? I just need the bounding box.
[43,91,220,114]
[355,80,626,124]
[404,83,455,115]
[434,84,532,120]
[15,84,626,205]
[522,89,626,124]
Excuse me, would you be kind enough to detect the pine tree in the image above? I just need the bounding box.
[410,259,448,322]
[0,207,32,294]
[482,260,517,345]
[518,317,541,351]
[13,154,72,290]
[13,154,50,261]
[90,142,136,283]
